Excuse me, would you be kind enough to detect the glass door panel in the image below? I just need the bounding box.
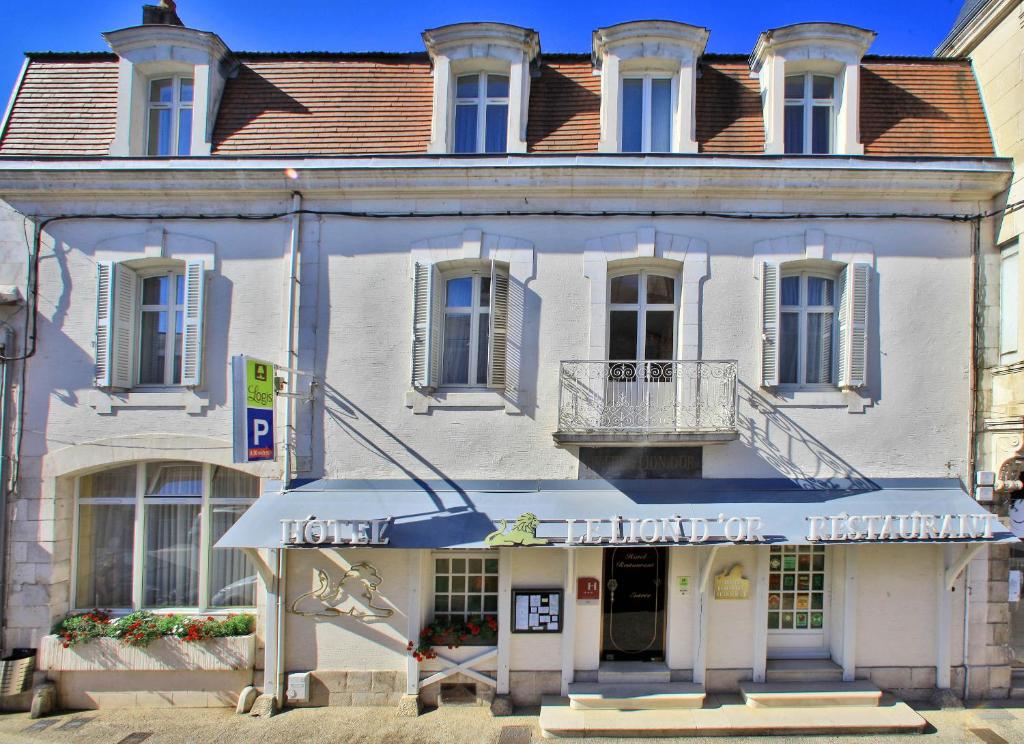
[767,545,830,658]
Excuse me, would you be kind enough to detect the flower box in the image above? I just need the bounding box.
[38,633,255,672]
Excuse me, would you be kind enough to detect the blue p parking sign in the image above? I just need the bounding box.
[246,408,274,461]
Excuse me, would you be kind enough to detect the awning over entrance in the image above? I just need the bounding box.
[215,477,1016,549]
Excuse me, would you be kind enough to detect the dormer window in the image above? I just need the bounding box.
[147,76,194,156]
[784,73,834,154]
[454,73,509,154]
[621,75,673,153]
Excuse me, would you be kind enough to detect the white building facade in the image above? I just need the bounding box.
[0,4,1017,732]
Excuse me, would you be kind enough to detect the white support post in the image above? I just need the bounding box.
[842,546,858,682]
[261,548,280,697]
[936,544,953,689]
[752,546,769,683]
[497,547,512,695]
[693,545,720,686]
[406,550,424,695]
[561,550,577,696]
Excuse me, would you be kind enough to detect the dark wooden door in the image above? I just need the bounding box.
[601,546,667,661]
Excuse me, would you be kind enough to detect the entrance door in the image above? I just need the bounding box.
[602,546,667,661]
[766,545,830,658]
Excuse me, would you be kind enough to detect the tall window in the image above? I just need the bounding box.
[784,73,834,154]
[74,462,258,610]
[780,272,835,385]
[453,73,509,154]
[1001,242,1020,361]
[147,76,193,157]
[433,554,499,625]
[442,274,490,385]
[608,270,677,360]
[138,269,184,385]
[621,76,673,153]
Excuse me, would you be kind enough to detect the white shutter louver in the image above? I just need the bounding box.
[180,260,207,386]
[94,261,114,387]
[109,263,138,389]
[411,262,439,389]
[760,262,780,387]
[835,268,849,386]
[428,266,444,388]
[839,262,870,389]
[488,261,509,389]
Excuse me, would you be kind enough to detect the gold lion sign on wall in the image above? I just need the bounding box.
[714,564,750,600]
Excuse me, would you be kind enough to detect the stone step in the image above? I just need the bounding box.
[740,681,882,708]
[539,695,926,739]
[597,661,671,685]
[765,658,843,683]
[568,682,705,710]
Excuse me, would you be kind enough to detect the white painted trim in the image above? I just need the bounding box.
[936,544,953,689]
[693,545,719,685]
[0,57,29,145]
[752,545,769,682]
[561,549,577,695]
[841,545,858,682]
[497,547,512,695]
[406,550,423,695]
[752,229,874,277]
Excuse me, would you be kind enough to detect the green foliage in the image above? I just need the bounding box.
[407,615,498,660]
[53,610,255,648]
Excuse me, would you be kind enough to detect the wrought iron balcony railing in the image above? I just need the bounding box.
[555,360,738,443]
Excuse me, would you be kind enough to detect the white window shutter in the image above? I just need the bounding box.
[488,261,509,389]
[411,262,439,389]
[109,263,138,389]
[94,261,114,387]
[428,265,444,387]
[760,262,780,387]
[181,260,207,387]
[838,262,870,389]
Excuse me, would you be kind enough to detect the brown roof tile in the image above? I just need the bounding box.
[697,58,765,154]
[527,56,600,152]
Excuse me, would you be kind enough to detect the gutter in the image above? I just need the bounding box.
[0,328,12,651]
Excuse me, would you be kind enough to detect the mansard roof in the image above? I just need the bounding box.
[0,49,994,158]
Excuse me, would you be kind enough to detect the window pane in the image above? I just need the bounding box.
[621,78,643,152]
[456,74,479,98]
[479,276,491,307]
[644,310,675,360]
[484,104,507,153]
[175,273,185,305]
[806,277,834,306]
[806,312,834,384]
[609,311,638,359]
[76,503,134,608]
[487,74,509,98]
[784,104,804,154]
[139,310,167,384]
[150,78,173,103]
[144,503,200,607]
[781,276,800,306]
[173,310,183,384]
[177,108,193,156]
[610,274,639,303]
[179,78,194,103]
[453,104,477,154]
[146,462,202,497]
[811,106,831,154]
[812,75,834,100]
[784,75,804,99]
[1001,249,1019,354]
[142,275,168,306]
[477,312,489,385]
[212,466,260,499]
[79,465,136,499]
[780,312,799,384]
[442,314,471,384]
[646,275,674,304]
[209,504,256,607]
[148,108,172,156]
[650,78,672,152]
[446,277,473,308]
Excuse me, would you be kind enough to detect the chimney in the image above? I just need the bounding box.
[142,0,183,26]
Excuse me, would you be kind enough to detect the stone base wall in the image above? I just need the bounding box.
[50,670,250,709]
[289,670,406,708]
[856,666,948,701]
[706,668,751,693]
[509,671,561,707]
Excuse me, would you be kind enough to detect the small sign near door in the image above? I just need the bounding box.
[677,576,691,596]
[577,577,600,602]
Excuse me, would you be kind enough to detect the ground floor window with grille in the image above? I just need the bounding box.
[74,461,258,611]
[767,544,826,630]
[433,553,499,628]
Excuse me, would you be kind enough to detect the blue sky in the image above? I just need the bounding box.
[1,0,968,110]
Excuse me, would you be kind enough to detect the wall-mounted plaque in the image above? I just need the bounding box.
[578,447,702,479]
[714,564,750,600]
[577,577,600,602]
[512,589,563,633]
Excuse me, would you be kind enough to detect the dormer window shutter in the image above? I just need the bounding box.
[180,259,207,387]
[760,261,781,387]
[411,262,440,389]
[94,261,138,389]
[488,261,510,389]
[836,262,870,388]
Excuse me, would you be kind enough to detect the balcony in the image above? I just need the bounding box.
[554,360,738,446]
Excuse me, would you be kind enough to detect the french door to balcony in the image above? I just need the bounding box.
[606,271,677,430]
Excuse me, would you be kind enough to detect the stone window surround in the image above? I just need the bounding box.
[750,23,876,156]
[423,23,540,155]
[90,227,215,415]
[593,21,709,154]
[584,227,708,362]
[753,229,874,412]
[406,229,535,414]
[103,24,234,158]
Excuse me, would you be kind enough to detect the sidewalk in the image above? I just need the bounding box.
[0,702,1022,744]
